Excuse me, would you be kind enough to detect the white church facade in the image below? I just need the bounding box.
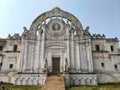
[0,7,120,86]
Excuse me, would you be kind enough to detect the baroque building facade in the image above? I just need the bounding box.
[0,7,120,86]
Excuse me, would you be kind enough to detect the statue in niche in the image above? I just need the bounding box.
[65,58,68,72]
[43,59,48,73]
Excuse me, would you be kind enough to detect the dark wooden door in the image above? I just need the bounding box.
[52,57,60,73]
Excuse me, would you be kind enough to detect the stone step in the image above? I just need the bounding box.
[42,74,65,90]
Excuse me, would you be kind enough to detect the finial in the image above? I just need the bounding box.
[52,7,61,11]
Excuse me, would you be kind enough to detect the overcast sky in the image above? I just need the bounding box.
[0,0,120,40]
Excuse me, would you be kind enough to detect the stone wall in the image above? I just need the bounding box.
[64,73,97,86]
[14,73,47,86]
[97,73,120,83]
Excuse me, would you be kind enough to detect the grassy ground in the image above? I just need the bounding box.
[69,83,120,90]
[3,83,41,90]
[2,83,120,90]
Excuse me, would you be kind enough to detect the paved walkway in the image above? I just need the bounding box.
[42,74,65,90]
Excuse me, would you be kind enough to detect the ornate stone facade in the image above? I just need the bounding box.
[0,7,120,86]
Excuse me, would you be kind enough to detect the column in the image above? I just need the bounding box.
[70,29,75,69]
[85,42,89,72]
[79,43,82,72]
[48,52,52,73]
[30,41,35,73]
[40,25,46,71]
[28,43,32,73]
[62,52,65,72]
[66,25,70,68]
[60,51,64,72]
[88,41,93,73]
[19,38,25,72]
[37,29,42,73]
[82,41,87,72]
[22,40,28,72]
[76,42,80,71]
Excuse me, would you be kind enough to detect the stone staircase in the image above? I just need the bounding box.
[42,74,65,90]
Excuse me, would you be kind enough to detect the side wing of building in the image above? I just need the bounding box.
[0,34,21,82]
[92,34,120,83]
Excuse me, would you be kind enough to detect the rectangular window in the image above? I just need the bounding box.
[9,64,13,69]
[0,46,3,51]
[114,64,118,69]
[95,45,100,51]
[101,63,104,67]
[13,45,17,51]
[111,46,114,51]
[0,63,2,66]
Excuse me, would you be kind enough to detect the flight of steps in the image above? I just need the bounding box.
[42,74,65,90]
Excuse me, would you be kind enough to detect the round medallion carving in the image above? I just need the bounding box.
[47,19,66,37]
[52,23,61,31]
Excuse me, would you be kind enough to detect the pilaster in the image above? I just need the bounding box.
[76,42,81,71]
[70,28,75,70]
[40,25,46,71]
[37,29,42,73]
[66,24,70,68]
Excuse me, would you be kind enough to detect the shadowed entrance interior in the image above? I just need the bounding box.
[52,57,60,74]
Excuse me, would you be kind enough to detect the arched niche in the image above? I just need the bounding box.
[21,78,26,85]
[15,78,21,85]
[26,78,32,85]
[32,78,38,85]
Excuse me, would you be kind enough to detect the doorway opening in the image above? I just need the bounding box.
[52,57,60,74]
